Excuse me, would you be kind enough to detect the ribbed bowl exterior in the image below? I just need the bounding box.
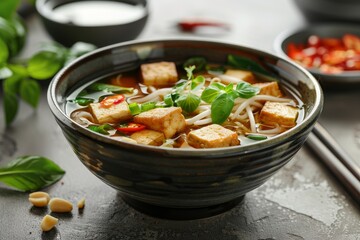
[48,39,323,210]
[58,118,313,208]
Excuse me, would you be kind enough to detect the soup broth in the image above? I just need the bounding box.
[66,56,304,148]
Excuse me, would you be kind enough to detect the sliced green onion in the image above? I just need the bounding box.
[246,134,268,141]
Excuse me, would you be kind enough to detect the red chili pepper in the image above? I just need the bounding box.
[116,123,146,134]
[287,34,360,73]
[100,94,125,108]
[178,20,229,32]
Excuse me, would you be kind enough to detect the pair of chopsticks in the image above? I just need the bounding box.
[305,122,360,205]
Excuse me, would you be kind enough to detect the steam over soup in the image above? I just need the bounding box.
[66,55,304,148]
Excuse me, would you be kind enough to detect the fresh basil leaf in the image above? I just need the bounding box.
[246,134,268,141]
[9,15,26,54]
[0,0,20,20]
[8,64,28,77]
[74,97,94,106]
[191,75,205,91]
[175,92,200,113]
[87,124,114,135]
[19,79,41,108]
[27,51,65,80]
[3,74,21,93]
[211,93,234,124]
[3,90,18,126]
[0,38,9,64]
[185,65,195,80]
[227,54,276,80]
[183,57,207,72]
[0,17,16,55]
[0,155,65,191]
[201,85,222,103]
[225,83,234,93]
[235,82,260,99]
[87,83,133,93]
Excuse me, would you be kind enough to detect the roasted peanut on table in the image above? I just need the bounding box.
[77,198,85,209]
[41,215,58,232]
[28,192,50,207]
[49,197,73,213]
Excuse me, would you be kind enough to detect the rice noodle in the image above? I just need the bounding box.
[257,124,283,134]
[246,105,256,133]
[71,111,94,126]
[129,88,172,103]
[194,118,213,126]
[186,109,211,125]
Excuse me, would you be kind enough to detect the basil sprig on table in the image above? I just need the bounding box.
[0,156,65,191]
[1,42,96,126]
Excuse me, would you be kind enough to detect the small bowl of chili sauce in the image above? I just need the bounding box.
[275,23,360,88]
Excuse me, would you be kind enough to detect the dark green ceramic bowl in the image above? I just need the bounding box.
[48,39,323,219]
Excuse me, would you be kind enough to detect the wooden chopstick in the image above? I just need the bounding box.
[305,124,360,205]
[313,123,360,181]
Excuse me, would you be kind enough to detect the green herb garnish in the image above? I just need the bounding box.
[246,134,268,141]
[0,156,65,191]
[227,54,278,81]
[1,41,96,126]
[87,124,114,135]
[129,101,157,115]
[201,81,259,124]
[183,57,207,72]
[164,65,204,113]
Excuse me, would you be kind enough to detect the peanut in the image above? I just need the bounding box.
[41,215,58,232]
[77,198,85,209]
[49,197,73,213]
[28,192,50,207]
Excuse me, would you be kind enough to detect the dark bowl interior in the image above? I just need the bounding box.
[275,24,360,88]
[36,0,149,47]
[48,39,323,219]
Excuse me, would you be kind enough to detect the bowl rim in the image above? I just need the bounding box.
[35,0,149,28]
[48,38,323,156]
[274,23,360,84]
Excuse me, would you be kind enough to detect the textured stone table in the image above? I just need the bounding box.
[1,0,359,239]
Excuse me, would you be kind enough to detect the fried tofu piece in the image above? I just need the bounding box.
[259,101,298,127]
[130,130,165,146]
[133,107,186,138]
[140,61,178,87]
[224,69,256,84]
[253,81,282,97]
[187,124,240,148]
[89,101,131,124]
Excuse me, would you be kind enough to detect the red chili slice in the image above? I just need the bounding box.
[100,94,125,108]
[287,34,360,73]
[116,123,146,133]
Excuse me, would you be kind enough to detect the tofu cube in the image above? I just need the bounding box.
[224,69,256,84]
[253,81,282,97]
[133,107,186,138]
[187,124,240,148]
[89,101,131,124]
[259,101,298,127]
[130,130,165,146]
[140,62,178,87]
